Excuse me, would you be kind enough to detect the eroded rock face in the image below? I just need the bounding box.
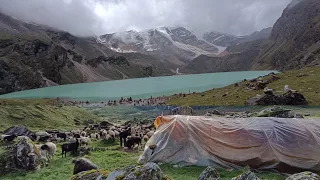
[245,91,308,106]
[198,167,220,180]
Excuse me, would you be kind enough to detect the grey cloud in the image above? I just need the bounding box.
[0,0,292,36]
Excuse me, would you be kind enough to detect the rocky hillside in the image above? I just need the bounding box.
[184,0,320,74]
[253,0,320,70]
[0,12,175,95]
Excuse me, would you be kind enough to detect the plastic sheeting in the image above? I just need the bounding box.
[140,115,320,172]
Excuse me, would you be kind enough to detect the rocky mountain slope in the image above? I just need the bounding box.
[0,12,175,95]
[253,0,320,70]
[203,27,272,47]
[183,0,320,74]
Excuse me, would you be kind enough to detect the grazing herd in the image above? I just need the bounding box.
[1,122,156,159]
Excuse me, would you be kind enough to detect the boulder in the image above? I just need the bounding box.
[286,172,320,180]
[71,169,109,180]
[245,92,308,106]
[3,125,32,136]
[5,137,42,172]
[123,162,163,180]
[72,157,98,175]
[198,167,220,180]
[231,170,260,180]
[257,106,294,118]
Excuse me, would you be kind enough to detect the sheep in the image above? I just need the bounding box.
[90,133,100,140]
[71,129,81,134]
[36,131,51,137]
[146,131,154,138]
[119,128,131,147]
[40,142,57,159]
[61,138,79,157]
[114,130,120,138]
[101,130,108,139]
[73,134,81,138]
[125,136,141,149]
[105,134,111,141]
[56,133,67,141]
[38,135,51,142]
[80,131,87,137]
[108,130,116,141]
[78,137,91,146]
[143,135,149,144]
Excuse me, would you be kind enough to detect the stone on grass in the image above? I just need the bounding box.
[198,166,220,180]
[286,172,320,180]
[231,170,260,180]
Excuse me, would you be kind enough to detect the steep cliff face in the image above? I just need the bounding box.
[253,0,320,70]
[0,12,175,94]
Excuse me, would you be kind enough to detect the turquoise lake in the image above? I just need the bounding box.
[0,71,276,101]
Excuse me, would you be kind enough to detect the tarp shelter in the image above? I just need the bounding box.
[139,115,320,173]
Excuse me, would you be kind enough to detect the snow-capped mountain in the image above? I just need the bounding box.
[98,27,222,66]
[203,27,272,47]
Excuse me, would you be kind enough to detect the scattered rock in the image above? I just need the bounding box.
[257,106,295,118]
[263,87,274,95]
[72,157,98,175]
[294,114,304,118]
[71,169,109,180]
[198,166,220,180]
[123,162,163,180]
[3,125,32,136]
[286,171,320,180]
[231,170,260,180]
[245,91,308,106]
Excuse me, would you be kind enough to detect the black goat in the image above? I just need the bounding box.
[57,133,67,141]
[125,136,141,149]
[3,135,17,142]
[61,139,79,158]
[119,128,131,147]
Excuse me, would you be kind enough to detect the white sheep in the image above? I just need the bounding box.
[146,131,154,138]
[143,135,149,143]
[101,130,108,139]
[114,130,120,138]
[90,133,100,140]
[71,129,80,134]
[108,130,115,140]
[81,131,87,137]
[40,142,56,159]
[105,134,111,140]
[35,131,51,137]
[78,137,91,146]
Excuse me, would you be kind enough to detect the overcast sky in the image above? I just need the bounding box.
[0,0,292,37]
